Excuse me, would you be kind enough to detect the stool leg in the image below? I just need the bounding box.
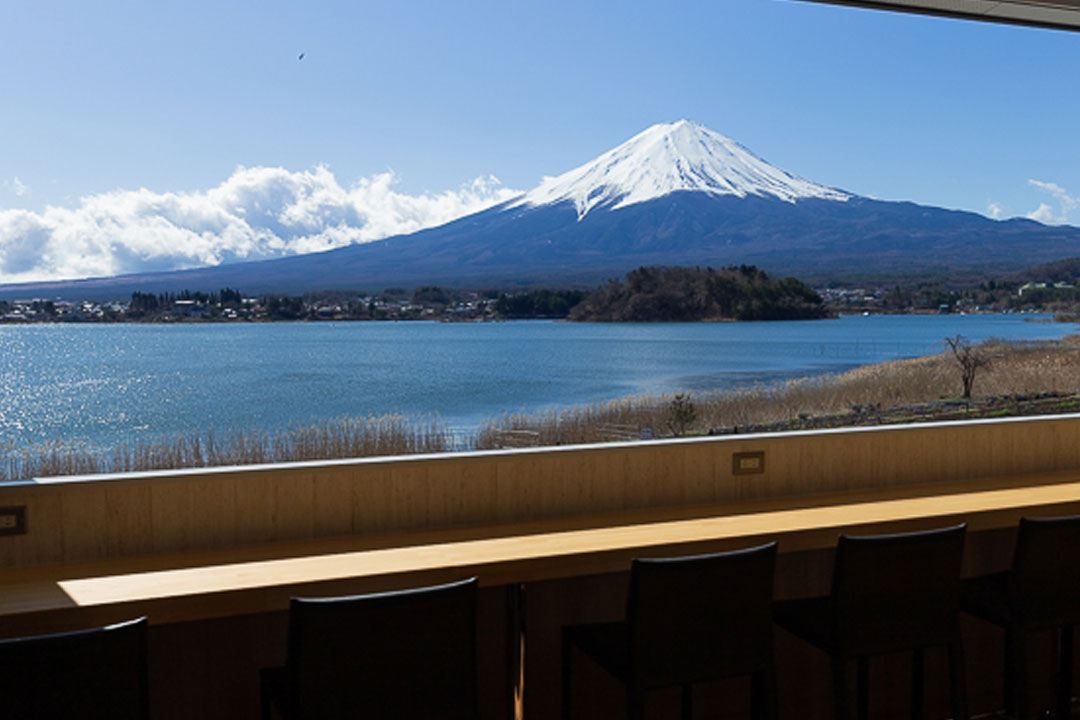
[509,583,526,720]
[752,666,779,720]
[912,648,925,720]
[259,671,275,720]
[1010,625,1028,720]
[948,639,968,720]
[1004,628,1016,717]
[561,633,572,720]
[260,691,273,720]
[1057,625,1073,720]
[627,687,645,720]
[857,656,869,720]
[832,655,849,720]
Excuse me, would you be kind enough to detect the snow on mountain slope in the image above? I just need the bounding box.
[512,119,850,219]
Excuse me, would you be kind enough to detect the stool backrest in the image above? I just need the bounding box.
[832,524,966,654]
[0,616,149,720]
[628,542,777,690]
[1012,514,1080,626]
[285,576,478,720]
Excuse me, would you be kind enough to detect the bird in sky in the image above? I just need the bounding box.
[298,52,305,61]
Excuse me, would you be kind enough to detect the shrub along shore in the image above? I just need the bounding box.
[3,336,1080,482]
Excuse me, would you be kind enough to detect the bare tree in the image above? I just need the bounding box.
[945,335,990,399]
[666,392,697,437]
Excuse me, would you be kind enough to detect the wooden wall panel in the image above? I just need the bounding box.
[149,479,198,555]
[59,485,110,564]
[270,472,316,543]
[311,470,353,538]
[351,465,390,533]
[4,414,1080,569]
[104,483,152,560]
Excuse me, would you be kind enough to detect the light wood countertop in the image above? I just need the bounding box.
[4,471,1080,636]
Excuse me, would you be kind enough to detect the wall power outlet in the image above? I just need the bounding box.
[0,506,27,536]
[732,451,766,475]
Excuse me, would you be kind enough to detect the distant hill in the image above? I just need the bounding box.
[3,120,1078,301]
[570,265,829,322]
[1008,257,1080,284]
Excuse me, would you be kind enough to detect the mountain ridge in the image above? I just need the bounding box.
[1,121,1078,300]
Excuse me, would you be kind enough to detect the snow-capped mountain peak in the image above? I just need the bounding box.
[512,120,849,219]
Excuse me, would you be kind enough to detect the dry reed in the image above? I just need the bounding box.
[0,415,451,483]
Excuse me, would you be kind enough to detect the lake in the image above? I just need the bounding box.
[0,314,1074,452]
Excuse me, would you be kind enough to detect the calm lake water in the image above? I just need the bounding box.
[0,314,1075,451]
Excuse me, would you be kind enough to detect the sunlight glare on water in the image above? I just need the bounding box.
[0,315,1073,452]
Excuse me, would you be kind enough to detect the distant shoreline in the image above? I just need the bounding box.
[0,308,1062,326]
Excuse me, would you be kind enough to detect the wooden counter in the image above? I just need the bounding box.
[5,471,1080,638]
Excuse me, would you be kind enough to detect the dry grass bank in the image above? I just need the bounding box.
[476,336,1080,448]
[0,415,450,483]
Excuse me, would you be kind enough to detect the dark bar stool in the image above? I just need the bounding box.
[0,616,150,720]
[561,542,778,720]
[775,524,968,720]
[260,576,478,720]
[962,515,1080,720]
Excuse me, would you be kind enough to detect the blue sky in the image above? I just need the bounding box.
[1,0,1078,281]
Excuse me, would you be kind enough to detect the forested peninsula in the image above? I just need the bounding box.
[568,265,831,322]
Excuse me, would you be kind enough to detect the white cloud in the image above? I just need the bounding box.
[1026,179,1078,225]
[3,177,28,198]
[1027,202,1060,225]
[0,166,521,284]
[987,202,1002,220]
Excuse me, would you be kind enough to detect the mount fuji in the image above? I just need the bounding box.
[4,120,1080,298]
[510,120,850,217]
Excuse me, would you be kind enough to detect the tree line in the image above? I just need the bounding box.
[568,265,830,322]
[128,288,243,315]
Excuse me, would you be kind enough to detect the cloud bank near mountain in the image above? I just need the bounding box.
[0,166,520,284]
[1027,179,1078,225]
